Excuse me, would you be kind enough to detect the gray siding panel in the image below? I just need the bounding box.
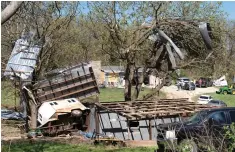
[94,111,180,141]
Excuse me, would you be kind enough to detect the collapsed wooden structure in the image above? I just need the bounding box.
[91,99,211,140]
[20,63,100,132]
[32,63,99,104]
[96,98,210,120]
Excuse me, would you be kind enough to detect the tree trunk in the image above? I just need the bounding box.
[132,67,146,100]
[124,62,135,101]
[29,101,37,129]
[142,78,165,100]
[1,1,23,25]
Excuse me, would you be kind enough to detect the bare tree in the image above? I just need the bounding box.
[85,1,225,101]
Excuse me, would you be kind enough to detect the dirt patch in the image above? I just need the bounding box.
[125,140,156,147]
[1,120,24,139]
[161,85,218,101]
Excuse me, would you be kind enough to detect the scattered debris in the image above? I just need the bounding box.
[90,98,212,141]
[1,109,25,120]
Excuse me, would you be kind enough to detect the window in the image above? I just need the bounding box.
[229,111,235,123]
[71,99,76,102]
[200,96,209,99]
[210,100,219,104]
[190,82,195,86]
[50,103,54,105]
[208,112,226,124]
[68,100,72,103]
[187,111,207,124]
[53,102,58,105]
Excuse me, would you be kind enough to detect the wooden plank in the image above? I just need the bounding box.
[38,86,97,102]
[33,72,94,89]
[95,98,212,120]
[36,79,95,98]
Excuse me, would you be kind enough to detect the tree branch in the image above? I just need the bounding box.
[1,1,23,25]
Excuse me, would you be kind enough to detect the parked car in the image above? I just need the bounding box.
[207,100,227,108]
[182,82,196,90]
[176,77,190,88]
[157,107,235,151]
[195,77,213,88]
[197,95,212,104]
[176,77,190,84]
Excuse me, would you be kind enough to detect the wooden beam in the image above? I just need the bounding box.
[149,119,152,140]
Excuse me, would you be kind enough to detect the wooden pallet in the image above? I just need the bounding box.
[96,98,211,120]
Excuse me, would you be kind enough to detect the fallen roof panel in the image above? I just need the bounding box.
[4,37,41,80]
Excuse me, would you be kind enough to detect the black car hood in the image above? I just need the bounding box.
[158,121,197,130]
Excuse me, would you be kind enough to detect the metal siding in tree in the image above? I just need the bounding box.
[4,38,41,79]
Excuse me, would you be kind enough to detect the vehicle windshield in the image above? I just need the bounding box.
[200,96,209,99]
[190,82,195,86]
[186,111,207,124]
[209,100,219,104]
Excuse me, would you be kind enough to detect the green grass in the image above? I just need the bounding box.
[1,140,157,152]
[192,93,235,107]
[1,80,165,107]
[208,93,235,107]
[1,81,20,108]
[99,87,166,102]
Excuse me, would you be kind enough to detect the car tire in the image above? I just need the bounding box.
[178,139,198,152]
[223,91,228,95]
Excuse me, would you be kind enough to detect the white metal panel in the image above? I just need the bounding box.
[4,38,41,79]
[49,98,89,112]
[38,102,56,126]
[37,98,89,127]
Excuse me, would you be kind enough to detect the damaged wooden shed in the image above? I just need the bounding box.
[88,99,211,141]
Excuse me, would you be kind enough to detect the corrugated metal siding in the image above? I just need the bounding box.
[89,110,180,141]
[4,38,41,79]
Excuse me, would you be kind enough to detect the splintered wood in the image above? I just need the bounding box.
[96,98,211,120]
